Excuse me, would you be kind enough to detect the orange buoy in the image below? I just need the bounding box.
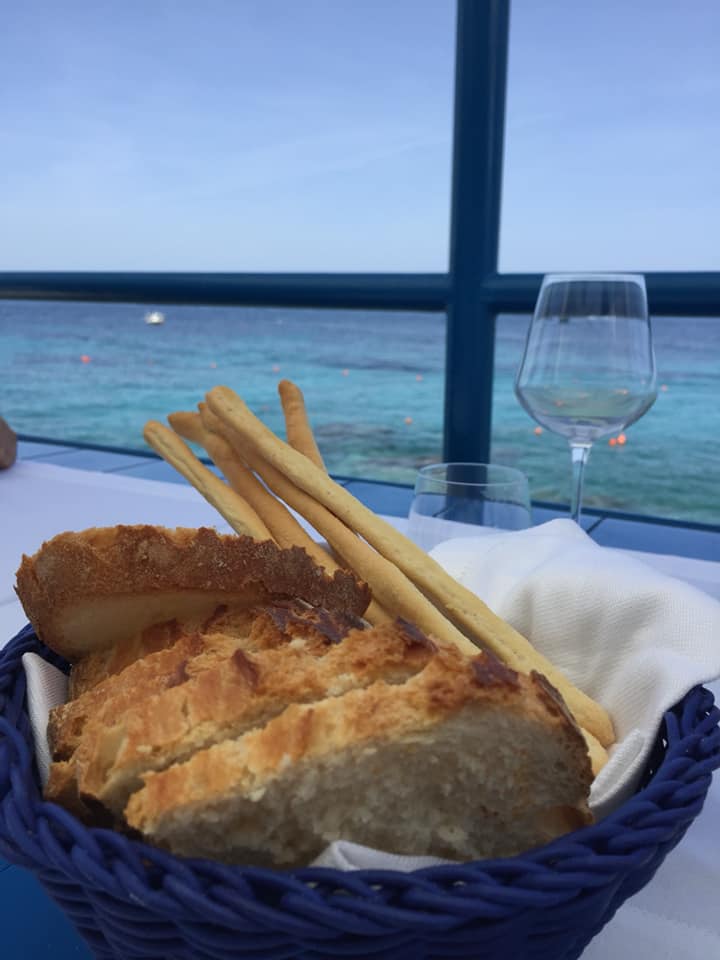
[617,433,627,445]
[608,437,617,447]
[341,369,349,376]
[271,364,281,373]
[660,384,669,392]
[533,426,543,435]
[209,361,217,369]
[80,354,91,364]
[416,374,423,382]
[404,416,413,425]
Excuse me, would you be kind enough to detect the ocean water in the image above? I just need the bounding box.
[1,300,718,525]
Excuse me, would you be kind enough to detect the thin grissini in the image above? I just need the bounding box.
[205,385,615,749]
[197,404,392,627]
[145,418,386,624]
[176,406,390,624]
[168,410,338,575]
[278,379,326,471]
[210,423,502,653]
[142,421,272,542]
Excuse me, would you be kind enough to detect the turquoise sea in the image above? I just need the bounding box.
[1,300,718,525]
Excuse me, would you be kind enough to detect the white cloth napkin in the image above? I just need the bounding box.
[20,518,720,870]
[22,653,68,788]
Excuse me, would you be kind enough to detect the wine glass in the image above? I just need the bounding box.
[514,273,657,524]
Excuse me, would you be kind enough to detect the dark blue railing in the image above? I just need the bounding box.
[2,269,719,315]
[1,0,719,472]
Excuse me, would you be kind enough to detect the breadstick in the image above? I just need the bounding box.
[169,410,339,575]
[196,405,391,627]
[206,420,487,655]
[583,730,607,779]
[205,386,614,747]
[277,381,351,582]
[142,420,272,542]
[278,380,326,470]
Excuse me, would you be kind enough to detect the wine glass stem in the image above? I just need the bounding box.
[569,442,591,524]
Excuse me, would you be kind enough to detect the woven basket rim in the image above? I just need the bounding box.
[1,623,718,912]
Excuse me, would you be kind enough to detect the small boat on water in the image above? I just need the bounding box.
[145,311,165,325]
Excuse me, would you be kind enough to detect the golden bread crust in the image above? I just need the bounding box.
[15,525,370,659]
[49,600,373,762]
[49,631,208,760]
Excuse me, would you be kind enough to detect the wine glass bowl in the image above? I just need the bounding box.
[514,274,657,522]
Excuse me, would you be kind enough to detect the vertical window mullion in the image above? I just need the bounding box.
[444,0,510,463]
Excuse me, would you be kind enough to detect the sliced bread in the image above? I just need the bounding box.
[49,619,436,819]
[50,599,372,761]
[125,647,593,866]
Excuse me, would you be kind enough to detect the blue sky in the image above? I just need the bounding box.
[502,0,720,272]
[1,0,719,272]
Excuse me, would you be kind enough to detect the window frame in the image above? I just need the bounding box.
[1,0,718,468]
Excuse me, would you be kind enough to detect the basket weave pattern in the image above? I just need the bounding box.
[1,624,718,960]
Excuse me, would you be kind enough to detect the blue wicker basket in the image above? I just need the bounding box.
[1,624,718,960]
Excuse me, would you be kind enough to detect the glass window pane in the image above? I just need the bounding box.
[0,301,445,483]
[1,1,454,272]
[492,314,720,526]
[500,1,720,271]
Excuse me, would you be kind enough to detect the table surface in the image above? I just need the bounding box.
[1,457,719,960]
[16,437,720,562]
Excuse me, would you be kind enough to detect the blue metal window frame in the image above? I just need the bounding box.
[1,0,719,468]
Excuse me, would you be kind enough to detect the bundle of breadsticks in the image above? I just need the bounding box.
[143,380,614,774]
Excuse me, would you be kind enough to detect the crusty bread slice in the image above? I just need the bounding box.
[68,595,365,698]
[68,617,201,699]
[15,525,370,660]
[50,631,213,760]
[125,648,593,866]
[50,600,371,761]
[57,620,436,820]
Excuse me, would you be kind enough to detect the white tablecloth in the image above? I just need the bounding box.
[1,459,719,960]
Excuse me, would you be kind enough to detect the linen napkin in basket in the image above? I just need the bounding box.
[22,518,720,871]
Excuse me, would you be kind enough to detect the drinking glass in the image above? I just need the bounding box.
[407,462,532,552]
[514,273,657,523]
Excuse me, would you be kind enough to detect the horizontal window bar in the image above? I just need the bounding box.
[2,270,719,316]
[0,272,450,311]
[483,272,720,316]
